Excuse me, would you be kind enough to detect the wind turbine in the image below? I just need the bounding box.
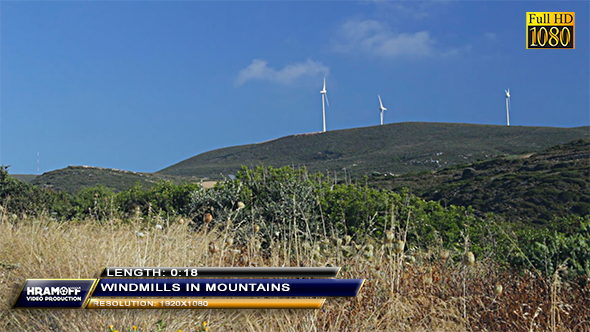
[378,95,387,125]
[505,88,511,126]
[320,78,329,132]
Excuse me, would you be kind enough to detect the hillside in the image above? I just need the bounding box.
[11,174,37,183]
[14,122,589,194]
[28,166,199,194]
[367,138,590,224]
[158,122,589,179]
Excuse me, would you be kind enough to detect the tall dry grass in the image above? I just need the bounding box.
[0,216,588,332]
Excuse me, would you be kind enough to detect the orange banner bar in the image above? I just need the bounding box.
[87,298,325,309]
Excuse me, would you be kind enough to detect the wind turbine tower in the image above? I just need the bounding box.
[320,78,329,132]
[378,95,387,125]
[505,88,511,126]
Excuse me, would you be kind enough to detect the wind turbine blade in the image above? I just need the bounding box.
[323,78,326,91]
[378,95,383,108]
[325,93,329,107]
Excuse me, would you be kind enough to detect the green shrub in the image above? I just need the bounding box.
[72,186,117,220]
[0,166,72,218]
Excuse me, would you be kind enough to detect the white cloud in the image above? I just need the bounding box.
[235,59,329,86]
[483,32,498,40]
[441,45,472,57]
[332,19,466,58]
[365,0,456,19]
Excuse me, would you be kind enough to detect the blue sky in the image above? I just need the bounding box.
[2,1,588,174]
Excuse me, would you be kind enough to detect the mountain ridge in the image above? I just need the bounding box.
[15,122,589,193]
[158,122,590,179]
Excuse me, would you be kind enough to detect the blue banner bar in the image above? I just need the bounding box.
[92,279,364,297]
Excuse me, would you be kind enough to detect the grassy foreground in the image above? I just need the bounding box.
[0,216,588,332]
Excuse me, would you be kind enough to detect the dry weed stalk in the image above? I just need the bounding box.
[551,261,568,332]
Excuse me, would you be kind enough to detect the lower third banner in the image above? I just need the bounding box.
[13,279,364,308]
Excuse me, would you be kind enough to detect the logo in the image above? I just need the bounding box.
[13,279,98,308]
[527,12,574,49]
[26,286,82,297]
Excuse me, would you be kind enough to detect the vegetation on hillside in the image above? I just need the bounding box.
[15,124,588,195]
[29,166,199,194]
[368,138,590,225]
[158,122,589,179]
[10,174,37,183]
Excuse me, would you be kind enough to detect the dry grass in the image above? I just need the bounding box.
[0,217,589,332]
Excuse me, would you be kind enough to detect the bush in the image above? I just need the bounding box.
[495,215,590,277]
[72,185,116,220]
[0,166,72,218]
